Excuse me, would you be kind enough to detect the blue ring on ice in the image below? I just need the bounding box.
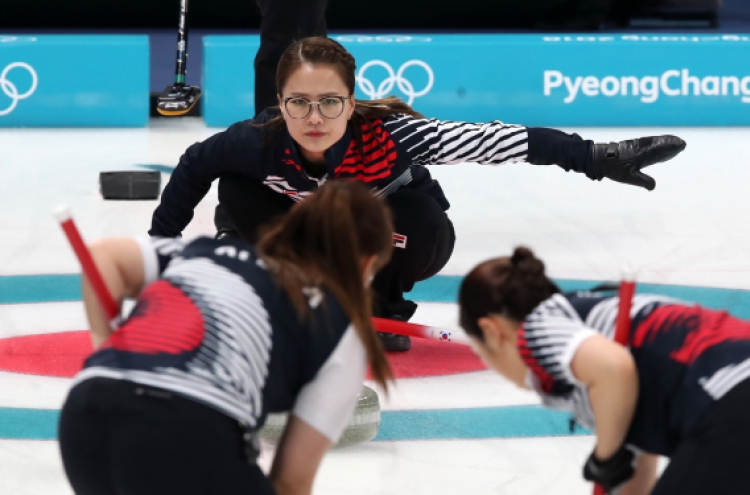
[0,405,589,441]
[3,273,750,320]
[1,273,749,440]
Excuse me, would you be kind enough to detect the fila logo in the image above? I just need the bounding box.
[393,233,407,249]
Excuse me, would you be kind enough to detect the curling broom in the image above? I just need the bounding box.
[156,0,201,116]
[53,205,120,329]
[593,265,637,495]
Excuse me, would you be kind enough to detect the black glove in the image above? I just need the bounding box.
[583,446,635,494]
[590,135,686,191]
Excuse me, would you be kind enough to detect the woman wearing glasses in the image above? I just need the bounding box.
[150,37,685,351]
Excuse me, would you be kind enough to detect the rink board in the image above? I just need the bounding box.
[203,33,750,127]
[0,35,149,127]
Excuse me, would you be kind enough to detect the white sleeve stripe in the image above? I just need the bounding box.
[439,130,528,164]
[455,128,526,160]
[437,130,492,156]
[700,356,750,399]
[292,325,367,442]
[384,114,420,134]
[559,330,598,386]
[135,236,160,286]
[481,132,528,159]
[383,116,528,166]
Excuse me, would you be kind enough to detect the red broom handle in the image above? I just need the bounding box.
[54,206,120,328]
[594,265,636,495]
[372,317,470,345]
[614,267,636,346]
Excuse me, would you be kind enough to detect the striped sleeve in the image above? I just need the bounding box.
[520,294,598,394]
[382,114,528,166]
[135,236,186,286]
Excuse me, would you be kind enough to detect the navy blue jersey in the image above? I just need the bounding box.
[519,291,750,456]
[149,111,529,237]
[75,236,366,442]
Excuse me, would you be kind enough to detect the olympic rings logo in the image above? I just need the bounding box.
[0,62,38,116]
[356,60,434,106]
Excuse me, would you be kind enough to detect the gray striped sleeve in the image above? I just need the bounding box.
[383,114,528,166]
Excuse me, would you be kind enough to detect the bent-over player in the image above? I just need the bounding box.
[459,247,750,495]
[59,181,394,495]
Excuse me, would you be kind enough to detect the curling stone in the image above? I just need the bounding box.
[258,385,381,448]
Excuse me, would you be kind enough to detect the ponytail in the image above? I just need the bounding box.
[459,247,560,340]
[256,181,394,391]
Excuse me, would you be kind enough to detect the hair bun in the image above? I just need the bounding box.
[510,246,534,265]
[510,246,545,276]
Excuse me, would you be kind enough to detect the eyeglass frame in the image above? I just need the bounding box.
[281,95,352,120]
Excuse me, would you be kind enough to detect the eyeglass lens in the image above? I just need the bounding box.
[285,97,345,119]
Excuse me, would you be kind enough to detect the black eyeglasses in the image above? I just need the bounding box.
[282,96,351,119]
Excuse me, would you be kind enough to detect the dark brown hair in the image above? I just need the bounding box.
[263,37,424,159]
[256,180,394,390]
[458,247,560,340]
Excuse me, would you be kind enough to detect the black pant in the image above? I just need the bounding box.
[254,0,328,114]
[217,174,455,320]
[58,379,272,495]
[650,378,750,494]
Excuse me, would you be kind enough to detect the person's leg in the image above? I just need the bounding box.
[58,381,117,495]
[650,378,750,495]
[62,379,272,495]
[216,173,296,242]
[373,188,455,351]
[254,0,328,115]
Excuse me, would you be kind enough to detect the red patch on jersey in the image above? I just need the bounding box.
[517,328,556,393]
[99,280,205,355]
[634,305,750,365]
[335,120,397,182]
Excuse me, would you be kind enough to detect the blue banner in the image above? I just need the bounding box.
[203,36,260,126]
[203,33,750,127]
[0,35,149,127]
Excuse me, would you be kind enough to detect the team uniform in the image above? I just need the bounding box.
[58,236,366,495]
[521,291,750,494]
[149,111,592,319]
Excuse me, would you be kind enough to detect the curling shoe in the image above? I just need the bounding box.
[378,332,411,352]
[591,135,686,191]
[375,301,416,352]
